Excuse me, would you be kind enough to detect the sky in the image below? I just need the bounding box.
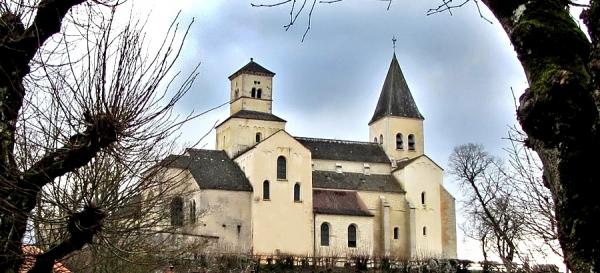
[127,0,548,264]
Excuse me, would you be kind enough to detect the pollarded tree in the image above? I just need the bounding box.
[0,1,198,273]
[255,0,600,271]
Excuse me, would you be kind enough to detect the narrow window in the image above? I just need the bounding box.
[408,134,416,150]
[170,196,184,227]
[320,222,330,246]
[263,180,270,200]
[379,134,384,145]
[396,133,404,149]
[257,88,262,98]
[237,225,242,235]
[235,89,239,98]
[423,226,427,236]
[294,183,301,201]
[374,137,378,143]
[189,200,196,224]
[251,87,256,98]
[348,224,357,248]
[421,192,426,205]
[256,132,262,143]
[394,227,399,239]
[277,156,287,180]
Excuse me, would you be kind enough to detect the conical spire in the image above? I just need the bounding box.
[369,53,424,125]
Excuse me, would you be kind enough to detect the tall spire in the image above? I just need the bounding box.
[368,53,424,125]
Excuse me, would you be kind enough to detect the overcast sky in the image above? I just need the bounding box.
[130,0,542,262]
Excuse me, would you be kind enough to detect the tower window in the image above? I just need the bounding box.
[170,196,184,227]
[379,134,383,145]
[408,134,416,150]
[320,222,330,246]
[396,133,404,149]
[421,191,426,206]
[256,132,262,143]
[251,87,256,98]
[235,89,239,98]
[394,227,399,239]
[263,180,270,200]
[348,224,357,248]
[423,226,427,236]
[257,88,262,99]
[294,183,301,201]
[277,156,287,180]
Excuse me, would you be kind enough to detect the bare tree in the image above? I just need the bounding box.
[253,1,600,271]
[0,1,201,272]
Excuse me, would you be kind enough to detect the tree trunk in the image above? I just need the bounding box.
[482,1,600,272]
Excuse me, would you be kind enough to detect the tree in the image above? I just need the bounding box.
[0,1,198,272]
[254,0,600,271]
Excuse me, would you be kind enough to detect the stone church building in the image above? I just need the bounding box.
[151,54,457,258]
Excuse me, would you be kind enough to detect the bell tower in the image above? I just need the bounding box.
[369,53,424,161]
[229,58,275,115]
[216,58,286,158]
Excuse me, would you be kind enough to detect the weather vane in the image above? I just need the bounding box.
[392,36,397,53]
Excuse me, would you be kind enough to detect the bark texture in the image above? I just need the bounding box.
[482,1,600,272]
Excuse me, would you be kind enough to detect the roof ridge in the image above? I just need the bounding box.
[294,136,377,145]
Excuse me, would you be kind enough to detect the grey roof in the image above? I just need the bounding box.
[159,149,252,192]
[295,137,390,164]
[217,110,286,128]
[313,189,373,217]
[369,53,424,125]
[312,171,405,193]
[228,58,275,80]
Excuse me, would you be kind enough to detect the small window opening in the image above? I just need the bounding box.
[294,183,301,201]
[321,223,330,246]
[379,134,384,145]
[189,200,196,224]
[277,156,287,180]
[251,87,256,98]
[256,132,262,143]
[257,88,262,98]
[348,224,357,248]
[237,225,242,234]
[396,133,404,149]
[408,134,416,150]
[170,197,184,227]
[263,180,270,200]
[423,226,427,236]
[374,137,378,143]
[394,227,399,239]
[421,191,426,206]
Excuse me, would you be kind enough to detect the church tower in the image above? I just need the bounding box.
[369,54,424,162]
[216,58,286,158]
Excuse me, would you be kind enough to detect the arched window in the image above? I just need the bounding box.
[396,133,404,149]
[170,196,184,227]
[421,191,426,205]
[251,87,256,98]
[423,226,427,236]
[189,200,196,224]
[394,227,399,240]
[320,222,330,246]
[257,88,262,98]
[374,137,378,143]
[348,224,357,248]
[408,134,416,150]
[277,156,287,180]
[263,180,270,200]
[294,183,301,201]
[256,132,262,143]
[379,134,384,145]
[234,89,239,98]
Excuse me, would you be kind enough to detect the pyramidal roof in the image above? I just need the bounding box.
[228,58,275,80]
[369,54,424,125]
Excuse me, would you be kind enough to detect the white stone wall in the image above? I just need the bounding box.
[315,214,374,257]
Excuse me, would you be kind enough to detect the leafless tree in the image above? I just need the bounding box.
[253,1,600,271]
[0,1,203,272]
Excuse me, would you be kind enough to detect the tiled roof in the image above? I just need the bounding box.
[217,110,286,128]
[369,53,424,125]
[295,137,390,164]
[228,58,275,80]
[159,149,252,192]
[313,189,373,217]
[312,171,405,193]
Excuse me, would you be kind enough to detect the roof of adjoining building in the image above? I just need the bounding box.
[369,53,424,125]
[159,149,252,192]
[312,171,405,193]
[295,137,390,164]
[228,58,275,79]
[217,110,286,128]
[313,189,373,217]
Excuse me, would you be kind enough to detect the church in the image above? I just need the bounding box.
[150,54,457,258]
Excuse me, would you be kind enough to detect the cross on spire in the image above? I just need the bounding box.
[392,36,397,52]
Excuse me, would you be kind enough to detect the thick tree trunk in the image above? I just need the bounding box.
[482,1,600,272]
